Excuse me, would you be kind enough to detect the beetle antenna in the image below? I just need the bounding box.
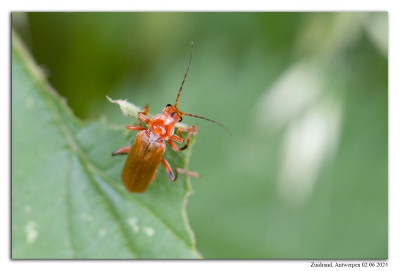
[175,41,194,107]
[180,111,232,135]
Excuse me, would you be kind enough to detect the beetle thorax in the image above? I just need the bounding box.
[147,114,176,141]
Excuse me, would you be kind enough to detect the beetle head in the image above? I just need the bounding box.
[163,104,183,123]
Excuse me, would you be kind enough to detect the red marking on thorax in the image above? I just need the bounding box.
[147,108,181,140]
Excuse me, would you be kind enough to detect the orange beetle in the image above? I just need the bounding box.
[112,42,229,193]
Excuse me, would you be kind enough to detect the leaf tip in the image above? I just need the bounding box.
[106,95,141,118]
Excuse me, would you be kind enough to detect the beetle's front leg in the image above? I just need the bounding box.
[132,104,149,126]
[166,139,180,152]
[137,104,150,125]
[176,125,198,151]
[167,127,196,151]
[168,125,198,151]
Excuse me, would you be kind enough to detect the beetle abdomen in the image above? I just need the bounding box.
[121,130,166,193]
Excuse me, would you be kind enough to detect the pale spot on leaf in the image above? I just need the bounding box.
[143,227,155,237]
[25,220,38,244]
[127,217,140,233]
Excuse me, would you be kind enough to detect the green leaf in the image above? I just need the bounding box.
[12,31,200,259]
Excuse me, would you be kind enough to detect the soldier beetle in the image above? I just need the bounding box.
[112,42,230,193]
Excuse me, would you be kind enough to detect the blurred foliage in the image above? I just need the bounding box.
[12,12,388,258]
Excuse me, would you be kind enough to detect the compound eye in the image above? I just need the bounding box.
[179,116,183,122]
[166,104,172,107]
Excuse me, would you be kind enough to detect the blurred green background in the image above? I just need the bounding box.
[12,12,388,258]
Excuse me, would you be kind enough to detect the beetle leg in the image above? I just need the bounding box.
[171,134,184,143]
[141,104,149,115]
[133,105,149,126]
[167,139,180,152]
[177,168,200,178]
[161,157,200,182]
[161,157,176,181]
[111,146,131,156]
[126,125,147,131]
[176,125,198,151]
[176,124,198,137]
[138,112,150,125]
[138,104,150,125]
